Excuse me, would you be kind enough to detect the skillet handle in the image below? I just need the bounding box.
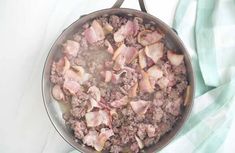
[112,0,148,13]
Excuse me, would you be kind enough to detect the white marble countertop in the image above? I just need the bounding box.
[0,0,179,153]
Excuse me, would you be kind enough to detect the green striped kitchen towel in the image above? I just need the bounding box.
[160,0,235,152]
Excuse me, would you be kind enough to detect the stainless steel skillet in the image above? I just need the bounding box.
[42,0,195,152]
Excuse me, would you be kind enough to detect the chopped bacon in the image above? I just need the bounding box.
[112,43,138,70]
[96,128,114,151]
[64,68,90,84]
[83,129,114,151]
[128,83,138,98]
[62,40,80,57]
[85,20,105,44]
[83,130,98,148]
[64,69,81,82]
[85,110,110,127]
[130,100,150,115]
[147,65,163,80]
[63,80,81,95]
[104,40,114,54]
[145,42,164,63]
[54,56,70,74]
[111,70,127,84]
[125,47,138,64]
[113,54,126,71]
[135,135,144,149]
[87,98,102,112]
[133,19,140,36]
[157,77,169,89]
[110,109,118,119]
[146,124,156,137]
[52,85,65,101]
[103,23,113,35]
[138,30,163,46]
[139,70,154,93]
[71,65,85,77]
[138,49,147,69]
[112,44,126,60]
[87,86,101,101]
[167,50,184,66]
[110,96,129,108]
[105,71,112,83]
[114,21,134,42]
[87,86,102,112]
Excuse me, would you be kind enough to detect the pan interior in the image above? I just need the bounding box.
[42,8,194,153]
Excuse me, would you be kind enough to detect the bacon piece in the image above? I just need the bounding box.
[83,130,98,148]
[62,40,79,57]
[64,68,90,85]
[87,86,101,101]
[138,30,163,46]
[114,21,134,42]
[85,20,105,44]
[147,65,163,80]
[135,135,144,149]
[145,42,164,63]
[63,80,81,95]
[146,124,155,137]
[112,44,138,70]
[52,85,65,101]
[87,86,102,112]
[111,70,127,84]
[113,54,126,71]
[139,70,154,93]
[54,56,70,74]
[138,49,147,69]
[112,43,126,60]
[72,65,85,77]
[95,128,114,151]
[157,77,169,89]
[85,110,110,127]
[104,40,114,54]
[110,96,129,108]
[87,98,102,112]
[64,69,81,82]
[130,100,150,115]
[83,129,114,151]
[103,23,113,35]
[128,83,138,98]
[110,109,118,119]
[104,71,112,83]
[125,47,138,64]
[167,50,184,66]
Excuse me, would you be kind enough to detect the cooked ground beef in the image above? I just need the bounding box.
[50,15,188,152]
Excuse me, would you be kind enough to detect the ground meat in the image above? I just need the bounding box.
[50,74,64,85]
[73,33,82,42]
[80,37,88,50]
[109,15,120,30]
[153,108,164,123]
[50,15,188,153]
[119,126,137,144]
[130,143,140,153]
[110,145,123,153]
[70,107,86,119]
[144,137,155,147]
[137,124,147,140]
[73,121,88,139]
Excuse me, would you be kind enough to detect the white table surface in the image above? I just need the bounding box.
[0,0,179,153]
